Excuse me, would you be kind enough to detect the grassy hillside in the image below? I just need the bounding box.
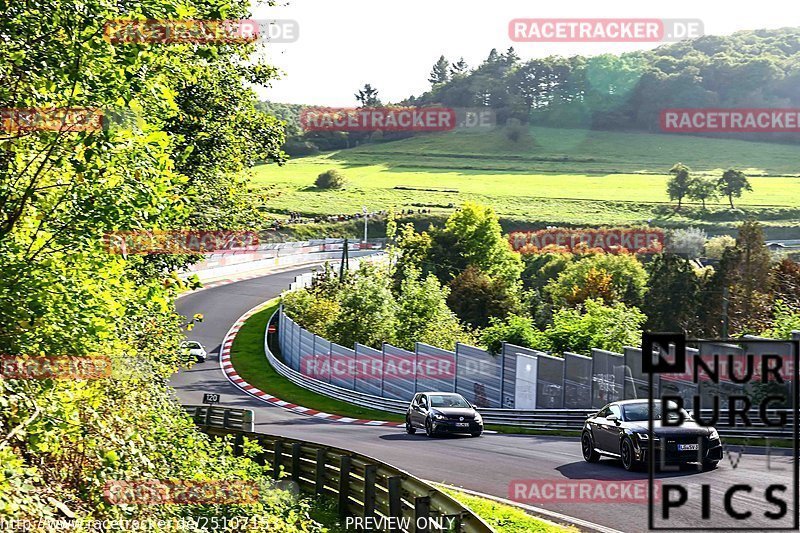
[251,127,800,234]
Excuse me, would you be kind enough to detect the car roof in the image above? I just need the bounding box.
[612,399,661,406]
[418,391,463,395]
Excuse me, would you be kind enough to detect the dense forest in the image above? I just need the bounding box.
[268,28,800,151]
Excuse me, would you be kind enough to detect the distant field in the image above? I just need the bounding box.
[251,127,800,231]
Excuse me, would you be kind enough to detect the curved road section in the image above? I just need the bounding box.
[171,265,787,533]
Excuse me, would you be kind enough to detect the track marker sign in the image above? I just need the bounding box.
[203,393,220,405]
[644,332,799,531]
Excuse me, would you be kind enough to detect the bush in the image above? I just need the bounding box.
[704,235,736,259]
[545,299,646,355]
[481,314,545,355]
[283,140,320,156]
[546,253,648,308]
[315,169,347,189]
[447,266,522,329]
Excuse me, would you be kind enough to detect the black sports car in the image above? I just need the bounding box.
[406,392,483,437]
[581,399,723,471]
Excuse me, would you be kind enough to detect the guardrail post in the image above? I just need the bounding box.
[338,455,352,519]
[388,476,402,525]
[222,409,230,429]
[414,496,431,533]
[242,409,254,432]
[203,406,211,427]
[291,443,302,482]
[233,433,244,457]
[363,464,377,518]
[315,448,327,494]
[273,440,283,480]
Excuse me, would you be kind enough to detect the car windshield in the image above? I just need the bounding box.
[429,394,470,408]
[183,342,201,349]
[623,402,690,422]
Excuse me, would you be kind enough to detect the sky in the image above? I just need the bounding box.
[249,0,797,106]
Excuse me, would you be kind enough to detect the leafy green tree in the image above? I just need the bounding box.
[688,177,719,208]
[481,314,545,355]
[762,300,800,339]
[642,254,711,336]
[328,265,397,348]
[355,83,381,107]
[281,289,341,339]
[446,266,521,329]
[393,222,433,288]
[704,235,737,260]
[395,269,470,350]
[430,202,522,284]
[546,253,648,308]
[718,169,752,208]
[449,57,469,77]
[429,55,450,86]
[544,299,646,355]
[667,163,692,210]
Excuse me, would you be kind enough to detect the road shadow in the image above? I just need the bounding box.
[379,433,474,442]
[557,460,715,480]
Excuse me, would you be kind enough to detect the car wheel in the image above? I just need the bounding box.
[405,418,416,435]
[702,460,719,471]
[425,419,436,438]
[471,430,482,438]
[621,438,638,471]
[581,432,600,462]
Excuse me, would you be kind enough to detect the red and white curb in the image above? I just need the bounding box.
[218,300,404,428]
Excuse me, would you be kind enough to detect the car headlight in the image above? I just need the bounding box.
[433,413,445,420]
[635,432,649,440]
[709,428,719,441]
[474,413,482,423]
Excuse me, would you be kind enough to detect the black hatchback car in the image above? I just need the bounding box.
[582,399,723,471]
[406,392,483,437]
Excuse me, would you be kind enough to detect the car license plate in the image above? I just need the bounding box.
[677,444,699,451]
[456,422,469,427]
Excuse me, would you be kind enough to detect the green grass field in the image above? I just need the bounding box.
[251,127,800,232]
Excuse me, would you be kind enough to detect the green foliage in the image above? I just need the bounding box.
[642,254,711,336]
[327,265,398,348]
[544,299,646,355]
[281,290,341,339]
[546,253,648,308]
[446,266,522,329]
[393,223,433,287]
[704,235,737,259]
[667,163,692,209]
[395,269,472,350]
[688,178,719,208]
[762,300,800,340]
[315,169,347,189]
[431,202,523,284]
[481,315,544,355]
[719,169,753,208]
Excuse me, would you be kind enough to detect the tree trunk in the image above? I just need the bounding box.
[729,195,735,209]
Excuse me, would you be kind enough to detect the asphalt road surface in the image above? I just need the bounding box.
[170,265,796,532]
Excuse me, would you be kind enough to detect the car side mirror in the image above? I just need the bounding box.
[607,414,620,423]
[472,404,479,410]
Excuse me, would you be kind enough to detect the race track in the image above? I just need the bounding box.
[170,265,795,532]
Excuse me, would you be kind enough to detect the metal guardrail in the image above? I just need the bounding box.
[184,406,495,533]
[183,405,255,432]
[264,309,797,438]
